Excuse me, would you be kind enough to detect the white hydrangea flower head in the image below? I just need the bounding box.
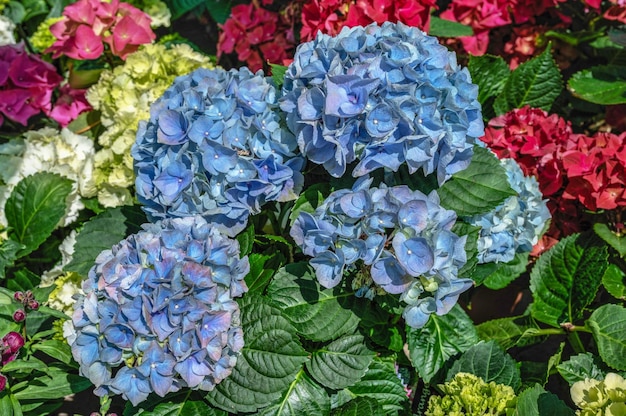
[0,128,96,227]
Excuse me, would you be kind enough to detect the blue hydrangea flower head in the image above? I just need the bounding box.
[133,67,305,237]
[467,157,551,263]
[281,22,484,184]
[290,177,472,328]
[67,216,249,406]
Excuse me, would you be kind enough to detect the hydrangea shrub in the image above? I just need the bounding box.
[133,66,304,236]
[281,21,484,183]
[67,215,249,405]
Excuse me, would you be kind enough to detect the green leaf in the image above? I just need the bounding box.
[13,368,91,400]
[245,253,275,292]
[0,239,23,279]
[204,0,232,24]
[476,317,533,350]
[428,16,473,37]
[131,393,226,415]
[588,303,626,371]
[6,268,39,292]
[237,224,255,257]
[557,353,606,386]
[594,223,626,258]
[307,334,374,390]
[1,357,47,373]
[267,263,363,342]
[165,0,204,19]
[530,233,608,327]
[468,54,511,106]
[65,205,147,277]
[514,384,575,416]
[289,183,330,227]
[31,339,73,365]
[205,295,308,413]
[5,173,73,257]
[270,64,288,90]
[407,304,480,383]
[602,264,626,301]
[480,252,529,290]
[453,221,480,280]
[0,393,12,416]
[331,397,383,416]
[493,46,563,114]
[447,340,521,390]
[568,65,626,105]
[439,146,515,217]
[259,371,331,416]
[333,359,409,415]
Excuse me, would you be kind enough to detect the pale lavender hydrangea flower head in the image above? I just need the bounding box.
[281,21,483,183]
[67,215,249,406]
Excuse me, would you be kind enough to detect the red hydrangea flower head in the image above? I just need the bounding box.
[301,0,437,43]
[562,132,626,211]
[503,24,546,69]
[481,106,571,196]
[218,2,294,72]
[300,0,350,42]
[509,0,566,24]
[46,0,155,61]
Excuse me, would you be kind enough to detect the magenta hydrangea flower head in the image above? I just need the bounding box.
[133,67,304,237]
[0,42,63,127]
[67,216,249,406]
[290,176,471,328]
[281,21,484,184]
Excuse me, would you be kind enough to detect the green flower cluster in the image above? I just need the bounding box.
[426,372,517,416]
[29,17,63,52]
[86,43,211,207]
[571,373,626,416]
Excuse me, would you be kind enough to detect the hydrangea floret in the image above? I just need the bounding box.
[281,21,484,184]
[571,373,626,416]
[86,43,211,207]
[67,215,249,406]
[290,176,470,328]
[133,66,304,237]
[0,127,96,227]
[425,372,517,416]
[467,157,551,263]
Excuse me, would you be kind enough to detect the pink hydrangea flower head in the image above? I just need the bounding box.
[46,0,155,60]
[0,89,41,125]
